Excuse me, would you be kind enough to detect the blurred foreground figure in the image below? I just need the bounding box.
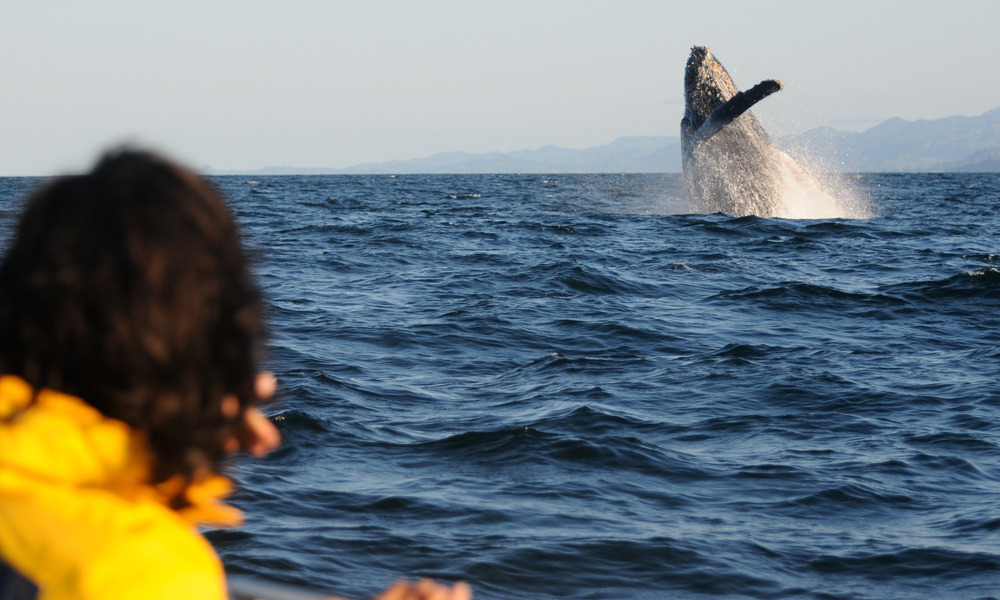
[0,149,470,600]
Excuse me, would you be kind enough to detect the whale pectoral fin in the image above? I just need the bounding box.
[711,79,783,126]
[695,79,784,144]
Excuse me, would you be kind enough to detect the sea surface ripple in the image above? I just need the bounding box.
[3,172,1000,599]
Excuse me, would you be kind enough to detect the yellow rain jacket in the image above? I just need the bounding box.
[0,375,243,600]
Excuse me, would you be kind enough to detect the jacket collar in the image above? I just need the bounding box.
[0,375,242,527]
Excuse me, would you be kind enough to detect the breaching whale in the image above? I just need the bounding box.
[681,46,830,218]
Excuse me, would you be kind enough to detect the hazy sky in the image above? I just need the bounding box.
[3,1,998,175]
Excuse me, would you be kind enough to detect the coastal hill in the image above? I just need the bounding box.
[335,136,681,175]
[786,107,1000,172]
[219,136,682,176]
[210,107,1000,175]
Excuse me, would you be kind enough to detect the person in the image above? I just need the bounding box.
[0,149,470,600]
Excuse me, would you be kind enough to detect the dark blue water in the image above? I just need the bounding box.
[3,173,1000,599]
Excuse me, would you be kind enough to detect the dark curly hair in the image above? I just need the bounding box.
[0,148,264,492]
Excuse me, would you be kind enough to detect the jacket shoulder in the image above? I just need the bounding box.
[1,490,227,600]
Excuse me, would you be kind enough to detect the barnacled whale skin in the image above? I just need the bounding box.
[681,46,799,217]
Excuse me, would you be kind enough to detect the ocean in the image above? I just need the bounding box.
[2,172,999,599]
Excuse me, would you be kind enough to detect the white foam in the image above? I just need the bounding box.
[770,150,872,220]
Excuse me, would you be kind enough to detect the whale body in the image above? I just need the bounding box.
[680,46,831,218]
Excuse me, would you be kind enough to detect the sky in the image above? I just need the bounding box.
[2,1,999,175]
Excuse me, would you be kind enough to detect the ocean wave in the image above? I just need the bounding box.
[171,173,1000,599]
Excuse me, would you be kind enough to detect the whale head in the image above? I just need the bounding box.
[684,46,739,132]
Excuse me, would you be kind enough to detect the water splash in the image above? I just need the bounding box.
[685,134,872,220]
[765,106,874,220]
[770,149,872,220]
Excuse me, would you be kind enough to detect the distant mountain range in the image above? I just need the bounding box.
[211,136,682,176]
[785,107,1000,172]
[334,136,682,175]
[208,107,1000,175]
